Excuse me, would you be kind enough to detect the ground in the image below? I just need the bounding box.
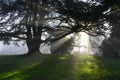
[0,53,120,80]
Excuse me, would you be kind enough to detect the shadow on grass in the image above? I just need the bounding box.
[93,56,120,80]
[0,54,120,80]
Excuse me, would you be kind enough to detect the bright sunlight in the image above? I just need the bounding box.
[72,32,93,55]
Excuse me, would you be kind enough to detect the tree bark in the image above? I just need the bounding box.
[26,39,40,56]
[25,26,42,56]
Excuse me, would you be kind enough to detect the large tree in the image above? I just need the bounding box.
[44,0,120,56]
[47,0,120,36]
[0,0,53,55]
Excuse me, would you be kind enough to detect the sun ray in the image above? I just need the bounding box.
[71,32,93,55]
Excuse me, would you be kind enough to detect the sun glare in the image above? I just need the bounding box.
[80,46,86,52]
[71,32,92,55]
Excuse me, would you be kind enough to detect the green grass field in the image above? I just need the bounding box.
[0,53,120,80]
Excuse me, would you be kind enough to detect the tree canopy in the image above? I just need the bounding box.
[0,0,120,55]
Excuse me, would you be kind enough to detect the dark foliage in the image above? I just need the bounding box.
[0,0,120,55]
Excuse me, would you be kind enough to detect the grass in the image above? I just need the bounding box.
[0,53,120,80]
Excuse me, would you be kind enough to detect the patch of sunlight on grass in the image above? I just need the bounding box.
[80,61,99,74]
[0,70,21,79]
[59,56,67,60]
[0,61,41,80]
[21,61,41,70]
[9,74,29,80]
[0,70,29,80]
[72,54,101,80]
[12,77,23,80]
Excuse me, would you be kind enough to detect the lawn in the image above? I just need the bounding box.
[0,53,120,80]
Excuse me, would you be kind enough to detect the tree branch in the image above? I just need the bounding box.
[43,31,72,43]
[0,32,27,40]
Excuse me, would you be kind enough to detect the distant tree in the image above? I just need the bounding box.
[101,8,120,57]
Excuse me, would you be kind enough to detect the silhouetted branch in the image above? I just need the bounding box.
[0,32,27,40]
[43,31,72,43]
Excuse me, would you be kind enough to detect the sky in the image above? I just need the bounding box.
[0,41,28,55]
[0,41,51,55]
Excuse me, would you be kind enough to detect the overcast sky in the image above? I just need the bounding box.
[0,41,51,55]
[0,41,28,55]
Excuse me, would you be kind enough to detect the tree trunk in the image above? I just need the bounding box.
[25,26,42,56]
[26,39,41,56]
[24,0,42,56]
[24,25,41,56]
